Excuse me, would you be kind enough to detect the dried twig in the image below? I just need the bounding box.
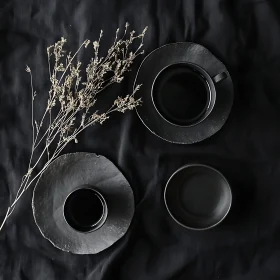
[0,23,147,231]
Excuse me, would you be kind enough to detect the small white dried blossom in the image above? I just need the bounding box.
[84,39,90,48]
[93,41,99,51]
[114,95,142,113]
[56,63,65,72]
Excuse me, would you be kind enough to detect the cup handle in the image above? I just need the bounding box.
[212,72,227,84]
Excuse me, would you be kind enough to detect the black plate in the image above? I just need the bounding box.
[32,153,134,254]
[164,164,232,230]
[134,42,234,144]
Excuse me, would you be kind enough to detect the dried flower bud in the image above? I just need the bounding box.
[84,39,90,48]
[93,41,100,51]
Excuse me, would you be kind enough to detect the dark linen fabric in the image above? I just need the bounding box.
[1,0,280,279]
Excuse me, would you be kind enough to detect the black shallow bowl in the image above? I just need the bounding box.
[63,187,108,233]
[164,164,232,230]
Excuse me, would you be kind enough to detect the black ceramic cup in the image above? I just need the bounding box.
[63,187,108,232]
[152,62,227,126]
[164,164,232,230]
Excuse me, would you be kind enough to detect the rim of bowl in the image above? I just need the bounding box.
[63,186,108,233]
[164,164,232,231]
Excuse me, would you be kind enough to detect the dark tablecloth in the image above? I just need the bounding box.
[1,0,280,279]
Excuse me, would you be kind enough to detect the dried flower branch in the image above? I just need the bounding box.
[0,24,148,231]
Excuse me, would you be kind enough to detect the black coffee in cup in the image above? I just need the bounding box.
[64,188,107,232]
[152,64,211,126]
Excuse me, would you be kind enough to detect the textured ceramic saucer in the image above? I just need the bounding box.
[134,42,234,144]
[32,153,134,254]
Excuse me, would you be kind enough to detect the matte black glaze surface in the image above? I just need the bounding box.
[63,187,108,233]
[164,164,232,230]
[32,153,134,254]
[135,42,234,144]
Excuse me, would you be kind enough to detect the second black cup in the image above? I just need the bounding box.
[152,62,227,127]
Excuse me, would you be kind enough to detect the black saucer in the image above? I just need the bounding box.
[164,164,232,230]
[134,42,234,144]
[32,153,134,254]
